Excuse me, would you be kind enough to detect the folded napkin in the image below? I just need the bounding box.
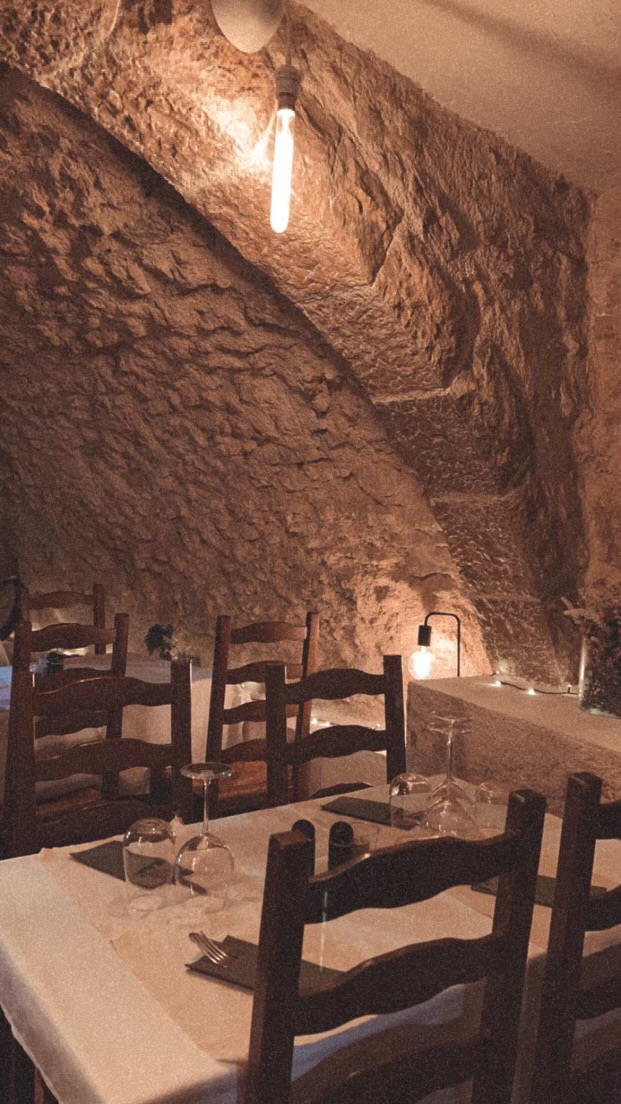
[187,935,342,992]
[70,840,125,880]
[472,873,608,909]
[320,796,394,827]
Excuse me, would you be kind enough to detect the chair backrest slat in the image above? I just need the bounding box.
[295,932,505,1035]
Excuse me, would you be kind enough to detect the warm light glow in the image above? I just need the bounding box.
[270,107,295,233]
[409,647,434,680]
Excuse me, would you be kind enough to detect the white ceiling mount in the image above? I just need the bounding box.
[211,0,286,53]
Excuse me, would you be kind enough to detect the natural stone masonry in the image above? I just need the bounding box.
[0,70,487,675]
[0,1,602,682]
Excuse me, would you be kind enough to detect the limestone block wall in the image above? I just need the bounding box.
[0,72,487,673]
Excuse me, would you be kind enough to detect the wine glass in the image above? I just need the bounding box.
[422,714,479,838]
[389,772,432,830]
[123,817,175,912]
[174,762,235,912]
[472,780,511,836]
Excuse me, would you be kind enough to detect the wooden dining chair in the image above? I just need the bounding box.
[4,651,193,857]
[244,787,546,1104]
[530,772,621,1104]
[206,612,319,815]
[19,583,107,653]
[262,655,406,807]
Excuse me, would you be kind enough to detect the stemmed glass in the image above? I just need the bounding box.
[423,714,479,837]
[174,762,235,912]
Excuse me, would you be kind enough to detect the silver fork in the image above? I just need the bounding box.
[189,930,232,965]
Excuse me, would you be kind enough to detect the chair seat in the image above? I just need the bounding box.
[193,762,270,818]
[35,787,102,821]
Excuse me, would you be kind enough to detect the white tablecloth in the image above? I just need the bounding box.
[1,789,620,1104]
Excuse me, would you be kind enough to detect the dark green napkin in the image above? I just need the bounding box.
[70,840,125,880]
[187,935,342,991]
[320,796,394,827]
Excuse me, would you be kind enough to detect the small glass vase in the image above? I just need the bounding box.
[579,630,621,718]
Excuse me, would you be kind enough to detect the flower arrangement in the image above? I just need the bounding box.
[145,623,176,661]
[563,586,621,717]
[144,623,200,665]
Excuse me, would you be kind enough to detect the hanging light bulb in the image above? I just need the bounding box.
[408,612,462,680]
[270,65,300,234]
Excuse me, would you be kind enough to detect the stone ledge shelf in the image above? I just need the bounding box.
[408,676,621,815]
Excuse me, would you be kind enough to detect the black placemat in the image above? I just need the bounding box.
[472,873,608,909]
[70,840,125,881]
[187,935,342,991]
[320,796,394,827]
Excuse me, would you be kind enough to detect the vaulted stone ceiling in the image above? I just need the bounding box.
[0,0,618,683]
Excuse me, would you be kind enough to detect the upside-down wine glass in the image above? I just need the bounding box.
[174,762,235,912]
[423,714,479,837]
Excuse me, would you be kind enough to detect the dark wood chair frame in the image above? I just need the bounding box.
[245,788,546,1104]
[263,654,407,807]
[206,612,319,812]
[18,583,107,653]
[5,652,193,857]
[530,771,621,1104]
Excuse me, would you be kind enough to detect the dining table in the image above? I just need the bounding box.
[0,782,620,1104]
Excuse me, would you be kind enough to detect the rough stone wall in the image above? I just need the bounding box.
[0,71,487,674]
[0,2,596,682]
[579,185,621,589]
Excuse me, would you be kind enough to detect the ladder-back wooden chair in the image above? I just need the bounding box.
[5,654,193,857]
[245,788,546,1104]
[19,583,107,653]
[264,655,406,807]
[530,771,621,1104]
[206,612,319,815]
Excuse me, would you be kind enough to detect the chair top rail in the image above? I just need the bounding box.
[28,589,95,610]
[30,622,116,652]
[303,829,524,923]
